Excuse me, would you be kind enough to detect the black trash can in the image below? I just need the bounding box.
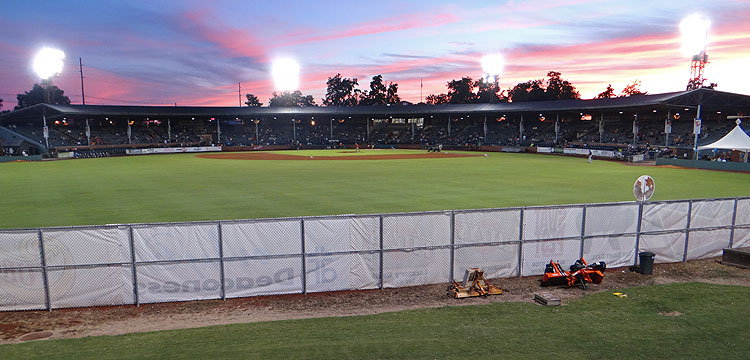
[639,251,656,275]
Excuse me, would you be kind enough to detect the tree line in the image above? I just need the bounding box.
[6,72,646,111]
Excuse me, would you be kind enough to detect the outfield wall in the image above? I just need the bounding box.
[1,197,748,311]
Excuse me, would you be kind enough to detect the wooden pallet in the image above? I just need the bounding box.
[534,293,561,306]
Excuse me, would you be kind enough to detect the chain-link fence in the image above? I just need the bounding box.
[1,197,748,312]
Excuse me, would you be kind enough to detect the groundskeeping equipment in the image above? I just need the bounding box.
[541,258,606,290]
[447,268,503,298]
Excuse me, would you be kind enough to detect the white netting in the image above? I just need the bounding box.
[454,210,520,244]
[736,199,750,226]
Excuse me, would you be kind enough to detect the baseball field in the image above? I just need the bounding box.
[1,149,749,229]
[2,150,750,357]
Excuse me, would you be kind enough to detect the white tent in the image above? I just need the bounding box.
[697,121,750,162]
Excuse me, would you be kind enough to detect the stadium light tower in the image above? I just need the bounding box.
[480,53,504,83]
[272,57,300,92]
[32,47,65,150]
[680,15,710,91]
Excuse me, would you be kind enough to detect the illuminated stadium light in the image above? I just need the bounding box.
[680,14,710,57]
[272,57,300,91]
[32,47,65,80]
[480,53,503,82]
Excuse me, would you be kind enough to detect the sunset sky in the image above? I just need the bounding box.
[1,0,748,109]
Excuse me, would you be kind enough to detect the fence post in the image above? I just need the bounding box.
[218,222,226,301]
[301,218,306,295]
[379,215,384,290]
[517,208,524,277]
[129,224,139,307]
[634,202,644,266]
[37,229,52,312]
[729,198,739,248]
[683,200,693,262]
[579,205,587,258]
[448,211,455,282]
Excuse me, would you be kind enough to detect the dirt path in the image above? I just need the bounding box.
[1,258,747,344]
[196,151,482,161]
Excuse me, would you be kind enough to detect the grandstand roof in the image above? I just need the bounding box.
[2,88,750,121]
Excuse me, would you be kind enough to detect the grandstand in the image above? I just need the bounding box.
[1,88,749,161]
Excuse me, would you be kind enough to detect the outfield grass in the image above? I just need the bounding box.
[1,150,749,229]
[1,282,748,359]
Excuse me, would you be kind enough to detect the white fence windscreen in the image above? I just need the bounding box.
[585,204,638,236]
[137,262,221,303]
[523,207,582,240]
[43,227,131,266]
[642,202,688,232]
[454,210,520,244]
[639,232,686,263]
[223,257,302,298]
[521,239,581,276]
[454,243,519,279]
[584,235,637,268]
[383,213,450,249]
[1,197,745,311]
[686,229,731,260]
[134,224,219,261]
[690,200,735,228]
[383,248,450,288]
[48,265,133,309]
[222,220,301,257]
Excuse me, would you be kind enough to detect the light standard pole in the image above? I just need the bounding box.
[330,118,334,139]
[292,119,296,144]
[33,48,65,151]
[254,119,260,144]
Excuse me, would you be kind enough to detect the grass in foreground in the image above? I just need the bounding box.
[2,282,748,359]
[1,150,749,228]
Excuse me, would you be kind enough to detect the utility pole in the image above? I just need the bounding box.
[79,57,86,105]
[238,82,242,107]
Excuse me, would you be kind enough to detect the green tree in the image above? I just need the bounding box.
[268,90,316,107]
[366,75,387,105]
[245,93,263,107]
[620,80,647,96]
[507,79,545,102]
[323,74,360,106]
[545,71,579,100]
[447,77,476,104]
[425,93,449,105]
[15,81,71,110]
[507,71,579,102]
[596,84,616,99]
[386,82,401,104]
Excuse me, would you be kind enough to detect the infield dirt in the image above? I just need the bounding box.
[1,258,747,344]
